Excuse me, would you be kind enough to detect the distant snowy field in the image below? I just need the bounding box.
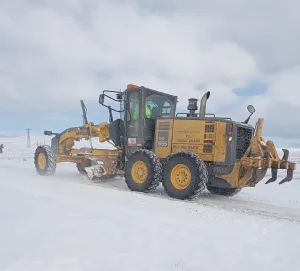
[1,135,300,271]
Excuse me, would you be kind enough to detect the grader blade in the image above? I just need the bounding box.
[85,164,106,180]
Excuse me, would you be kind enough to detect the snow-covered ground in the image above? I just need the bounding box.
[0,135,300,271]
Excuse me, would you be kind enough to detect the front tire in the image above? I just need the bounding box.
[34,145,56,176]
[125,149,162,192]
[162,152,208,200]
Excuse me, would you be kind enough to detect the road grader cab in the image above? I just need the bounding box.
[34,84,296,200]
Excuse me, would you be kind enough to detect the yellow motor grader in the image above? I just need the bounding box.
[34,84,296,200]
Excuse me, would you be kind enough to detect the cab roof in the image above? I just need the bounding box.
[125,84,178,101]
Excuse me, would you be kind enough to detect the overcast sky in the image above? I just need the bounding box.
[0,0,299,146]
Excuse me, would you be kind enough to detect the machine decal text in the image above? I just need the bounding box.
[172,144,200,151]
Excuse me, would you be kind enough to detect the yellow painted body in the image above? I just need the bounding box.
[155,118,227,162]
[56,149,119,176]
[53,121,120,176]
[154,118,296,188]
[37,85,296,190]
[57,122,111,155]
[47,111,296,188]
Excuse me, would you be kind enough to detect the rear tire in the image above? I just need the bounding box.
[125,149,162,192]
[162,152,208,200]
[206,185,242,196]
[34,145,56,176]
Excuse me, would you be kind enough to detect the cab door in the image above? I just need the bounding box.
[124,89,143,152]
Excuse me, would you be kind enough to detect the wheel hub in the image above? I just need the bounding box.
[171,164,191,189]
[38,153,46,169]
[131,161,148,184]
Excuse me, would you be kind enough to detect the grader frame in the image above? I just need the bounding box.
[34,84,296,200]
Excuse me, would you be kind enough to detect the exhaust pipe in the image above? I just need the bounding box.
[199,91,210,117]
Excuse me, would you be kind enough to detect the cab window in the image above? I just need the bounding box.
[127,91,140,121]
[145,93,174,119]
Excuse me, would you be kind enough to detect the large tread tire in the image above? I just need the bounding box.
[125,149,162,193]
[34,145,56,176]
[162,152,208,200]
[206,186,242,197]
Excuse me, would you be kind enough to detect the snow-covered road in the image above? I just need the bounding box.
[0,136,300,270]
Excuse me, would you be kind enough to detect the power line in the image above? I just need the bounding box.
[26,128,31,148]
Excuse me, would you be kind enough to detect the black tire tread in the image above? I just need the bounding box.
[125,149,162,192]
[162,151,208,200]
[34,145,56,176]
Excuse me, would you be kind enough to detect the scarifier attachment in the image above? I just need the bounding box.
[279,169,294,184]
[265,148,292,184]
[264,145,296,185]
[265,168,278,184]
[240,118,296,187]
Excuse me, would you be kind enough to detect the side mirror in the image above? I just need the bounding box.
[243,105,256,124]
[99,94,105,104]
[247,105,256,114]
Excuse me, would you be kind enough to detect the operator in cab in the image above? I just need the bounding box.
[133,104,152,120]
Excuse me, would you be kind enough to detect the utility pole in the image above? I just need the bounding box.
[26,128,31,148]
